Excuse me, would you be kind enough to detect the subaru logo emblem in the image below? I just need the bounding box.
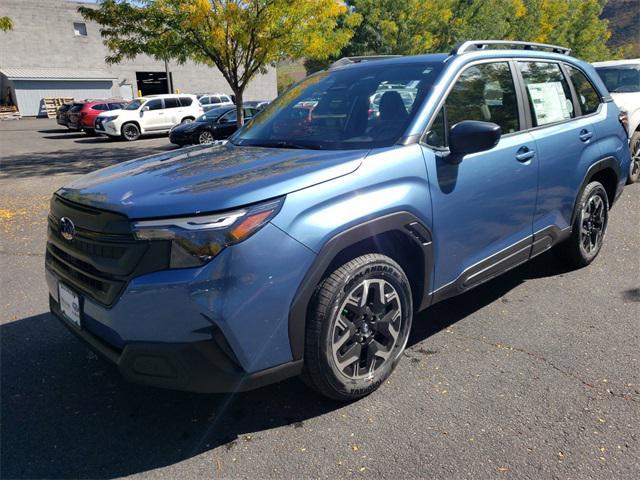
[59,217,76,241]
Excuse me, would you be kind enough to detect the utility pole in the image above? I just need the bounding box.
[164,59,173,93]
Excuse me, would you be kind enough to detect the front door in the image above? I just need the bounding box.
[140,98,166,131]
[422,61,538,296]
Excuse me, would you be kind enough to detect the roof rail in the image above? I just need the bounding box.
[329,55,402,70]
[451,40,571,56]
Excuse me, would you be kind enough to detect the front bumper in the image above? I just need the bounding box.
[46,221,316,392]
[95,119,119,136]
[50,296,302,392]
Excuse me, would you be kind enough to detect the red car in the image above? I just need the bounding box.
[66,99,129,135]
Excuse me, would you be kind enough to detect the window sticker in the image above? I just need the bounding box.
[527,82,572,125]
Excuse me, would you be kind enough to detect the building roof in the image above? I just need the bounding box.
[0,67,117,81]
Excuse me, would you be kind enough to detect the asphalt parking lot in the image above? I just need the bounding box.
[1,118,639,479]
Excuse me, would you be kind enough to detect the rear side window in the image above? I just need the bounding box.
[179,97,193,106]
[518,62,574,127]
[91,104,108,111]
[164,97,180,109]
[145,99,163,110]
[566,66,601,115]
[108,102,125,109]
[221,95,232,103]
[445,62,520,135]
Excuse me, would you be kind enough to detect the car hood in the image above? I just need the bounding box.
[171,121,205,134]
[56,143,366,219]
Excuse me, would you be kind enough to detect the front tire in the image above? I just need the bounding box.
[302,254,413,401]
[197,130,215,145]
[556,181,609,268]
[628,131,640,184]
[121,122,140,141]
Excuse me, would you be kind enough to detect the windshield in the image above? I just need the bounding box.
[231,61,443,150]
[124,99,143,110]
[596,66,640,93]
[196,107,229,122]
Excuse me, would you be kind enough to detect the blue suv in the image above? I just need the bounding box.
[46,41,630,400]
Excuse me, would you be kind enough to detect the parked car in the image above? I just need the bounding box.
[55,103,74,129]
[94,94,203,141]
[66,99,129,135]
[243,100,270,110]
[169,106,258,146]
[593,59,640,183]
[198,93,234,112]
[46,41,630,401]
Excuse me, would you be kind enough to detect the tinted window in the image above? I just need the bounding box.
[519,62,574,127]
[199,96,210,105]
[233,62,443,150]
[595,66,640,93]
[108,102,125,110]
[179,97,193,107]
[221,95,232,103]
[567,66,601,115]
[220,110,237,123]
[69,103,83,112]
[124,99,142,110]
[210,96,221,104]
[445,62,520,134]
[164,97,180,109]
[145,99,163,110]
[91,104,109,111]
[243,108,256,119]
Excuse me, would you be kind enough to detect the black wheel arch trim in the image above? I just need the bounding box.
[570,156,621,225]
[288,211,433,361]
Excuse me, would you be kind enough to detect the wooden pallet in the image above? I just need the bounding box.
[0,105,20,120]
[42,97,74,118]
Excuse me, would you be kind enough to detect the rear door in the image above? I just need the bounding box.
[422,60,538,295]
[163,96,182,126]
[516,61,606,241]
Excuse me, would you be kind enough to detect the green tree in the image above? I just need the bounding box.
[317,0,612,68]
[80,0,358,126]
[0,16,13,32]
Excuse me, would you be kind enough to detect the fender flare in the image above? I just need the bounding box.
[287,211,433,361]
[570,156,621,225]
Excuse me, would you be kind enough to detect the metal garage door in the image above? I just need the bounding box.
[13,80,114,116]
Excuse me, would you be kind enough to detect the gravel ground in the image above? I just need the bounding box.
[1,119,638,480]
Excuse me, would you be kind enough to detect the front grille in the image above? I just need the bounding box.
[46,195,170,306]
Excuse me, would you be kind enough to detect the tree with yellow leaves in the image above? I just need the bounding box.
[80,0,359,126]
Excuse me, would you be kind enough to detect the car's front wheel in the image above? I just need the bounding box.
[197,130,215,144]
[121,123,141,141]
[557,181,609,268]
[628,131,640,184]
[303,254,413,401]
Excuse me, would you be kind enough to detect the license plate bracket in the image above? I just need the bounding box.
[58,282,82,328]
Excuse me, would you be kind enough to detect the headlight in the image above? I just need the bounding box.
[132,198,283,268]
[104,115,118,122]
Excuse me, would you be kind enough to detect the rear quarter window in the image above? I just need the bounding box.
[179,97,193,106]
[91,104,109,111]
[164,97,180,109]
[566,66,601,115]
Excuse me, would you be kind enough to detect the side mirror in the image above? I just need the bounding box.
[448,120,501,161]
[141,106,150,112]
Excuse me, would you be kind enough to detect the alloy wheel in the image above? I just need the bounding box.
[631,136,640,181]
[198,131,214,144]
[331,279,402,380]
[123,125,139,140]
[580,192,606,255]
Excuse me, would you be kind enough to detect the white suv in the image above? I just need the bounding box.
[95,94,203,141]
[198,93,234,111]
[593,59,640,183]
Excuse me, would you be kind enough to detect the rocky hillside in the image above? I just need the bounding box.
[601,0,640,56]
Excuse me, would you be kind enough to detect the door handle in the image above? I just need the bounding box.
[579,129,593,142]
[515,146,535,162]
[158,112,165,115]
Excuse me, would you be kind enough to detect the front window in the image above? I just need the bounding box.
[231,62,443,150]
[596,66,640,93]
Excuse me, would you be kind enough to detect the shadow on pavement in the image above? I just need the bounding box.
[0,144,179,178]
[0,251,570,479]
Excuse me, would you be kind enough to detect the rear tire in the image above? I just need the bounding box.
[121,123,140,141]
[627,131,640,184]
[302,254,413,401]
[84,128,96,136]
[556,181,609,268]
